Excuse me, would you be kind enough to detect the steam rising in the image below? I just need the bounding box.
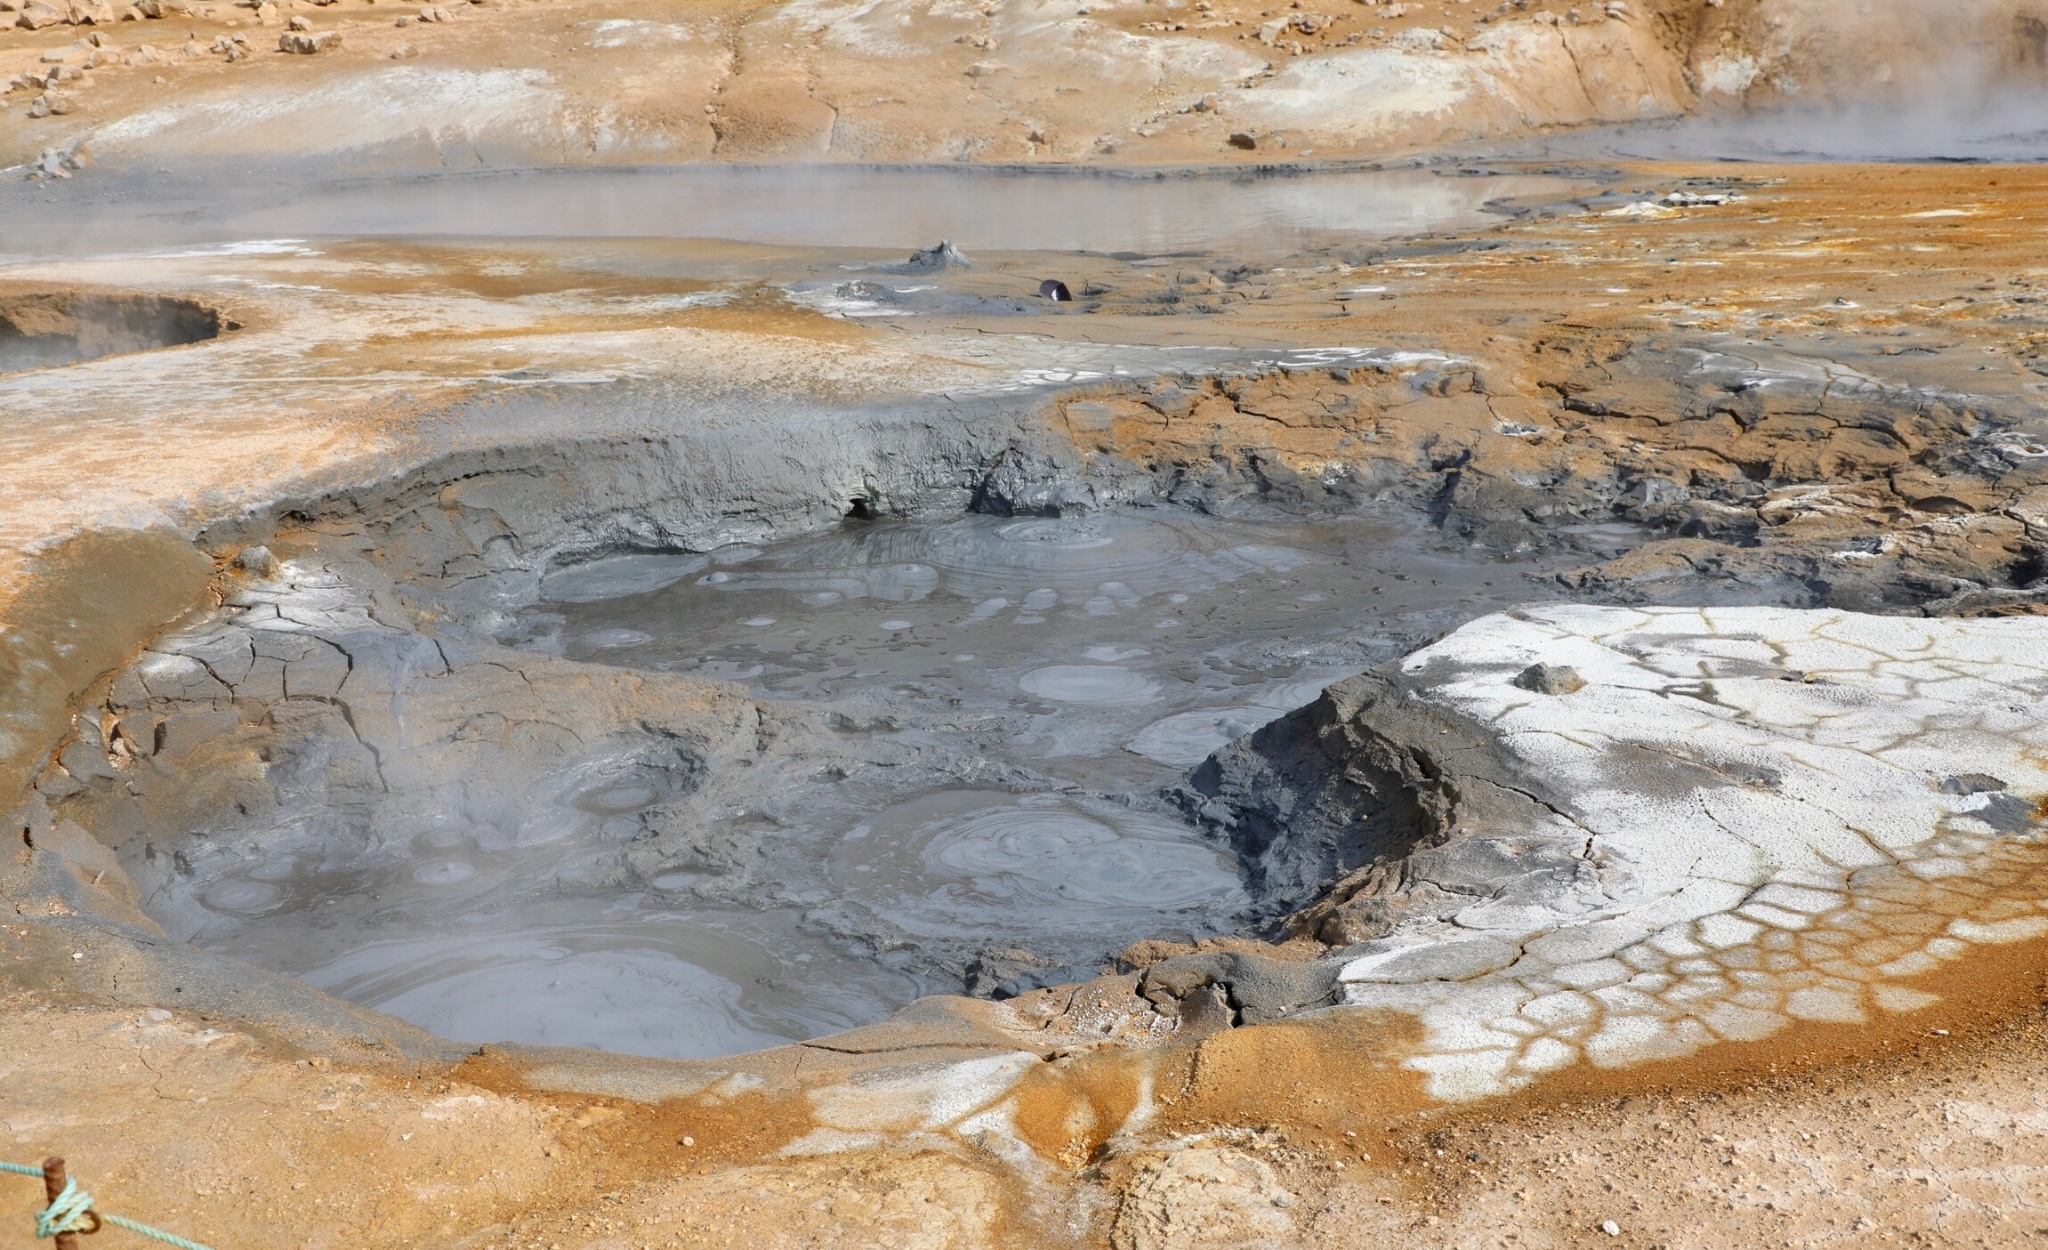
[1561,0,2048,162]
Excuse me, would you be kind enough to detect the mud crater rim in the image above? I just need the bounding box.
[0,291,235,374]
[104,474,1605,1061]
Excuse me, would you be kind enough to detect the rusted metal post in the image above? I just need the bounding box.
[42,1157,79,1250]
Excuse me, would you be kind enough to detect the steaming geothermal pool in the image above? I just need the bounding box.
[152,507,1640,1057]
[1,163,1575,256]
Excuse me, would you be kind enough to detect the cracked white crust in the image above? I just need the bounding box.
[1335,605,2048,1099]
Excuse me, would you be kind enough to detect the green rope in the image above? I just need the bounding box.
[0,1161,216,1250]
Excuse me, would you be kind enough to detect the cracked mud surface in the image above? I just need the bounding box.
[1193,606,2048,1099]
[7,156,2048,1248]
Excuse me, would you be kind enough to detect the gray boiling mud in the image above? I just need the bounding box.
[521,508,1550,795]
[514,510,1599,975]
[176,506,1610,1060]
[164,765,917,1058]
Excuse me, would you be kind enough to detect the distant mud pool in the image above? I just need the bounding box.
[2,163,1576,256]
[147,507,1631,1058]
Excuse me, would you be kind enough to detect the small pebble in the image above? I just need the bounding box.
[1601,1219,1621,1236]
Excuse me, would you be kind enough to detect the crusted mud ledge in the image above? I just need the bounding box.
[3,161,2048,1247]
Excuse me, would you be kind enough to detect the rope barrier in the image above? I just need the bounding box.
[0,1161,215,1250]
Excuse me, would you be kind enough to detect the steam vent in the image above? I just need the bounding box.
[7,1,2048,1245]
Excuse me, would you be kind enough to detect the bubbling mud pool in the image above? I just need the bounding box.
[156,506,1641,1059]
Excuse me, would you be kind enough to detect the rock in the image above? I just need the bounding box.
[134,0,160,12]
[178,35,204,54]
[415,4,449,20]
[1037,278,1071,301]
[1512,662,1585,695]
[1618,475,1688,516]
[1226,131,1257,149]
[1257,15,1288,42]
[962,948,1048,997]
[903,240,969,270]
[120,41,158,63]
[1111,1148,1296,1250]
[136,651,230,704]
[963,59,1006,77]
[277,27,337,50]
[30,139,88,176]
[17,1,64,27]
[283,12,304,27]
[282,639,350,699]
[113,712,158,759]
[1940,773,2007,795]
[1136,949,1340,1024]
[970,447,1096,516]
[233,545,276,575]
[154,709,238,758]
[57,739,114,783]
[1175,670,1484,917]
[162,626,255,688]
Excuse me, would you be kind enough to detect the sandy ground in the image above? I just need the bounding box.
[5,161,2048,1246]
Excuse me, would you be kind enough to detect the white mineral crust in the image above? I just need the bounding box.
[1336,605,2048,1099]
